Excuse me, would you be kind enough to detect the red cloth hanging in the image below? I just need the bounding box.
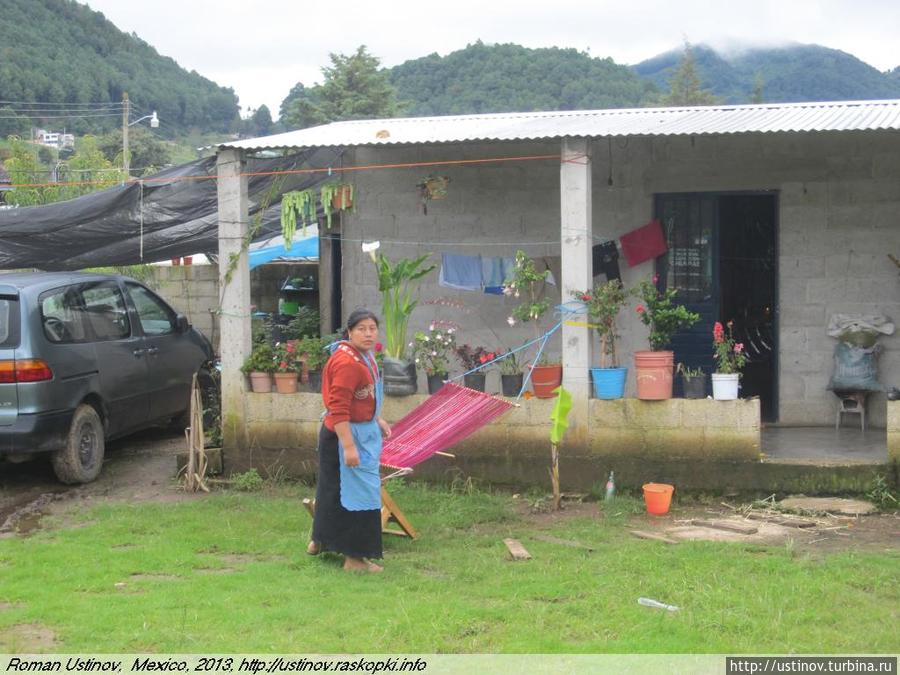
[619,219,667,267]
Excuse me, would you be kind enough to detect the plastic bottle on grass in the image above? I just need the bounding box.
[604,471,616,501]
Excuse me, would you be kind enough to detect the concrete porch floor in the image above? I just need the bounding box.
[762,426,888,464]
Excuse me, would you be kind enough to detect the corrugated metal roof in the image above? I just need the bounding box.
[220,99,900,151]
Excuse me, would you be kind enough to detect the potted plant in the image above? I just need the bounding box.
[573,280,630,399]
[299,336,330,393]
[411,324,457,394]
[281,189,317,248]
[320,181,354,229]
[633,276,700,400]
[505,250,559,398]
[365,241,437,396]
[241,343,275,393]
[712,321,746,400]
[677,363,706,399]
[272,341,302,394]
[454,344,495,392]
[416,175,450,215]
[498,347,524,397]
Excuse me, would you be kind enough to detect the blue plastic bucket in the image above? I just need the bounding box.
[591,367,627,399]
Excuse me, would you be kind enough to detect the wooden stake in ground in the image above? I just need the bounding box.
[183,374,209,493]
[550,443,560,511]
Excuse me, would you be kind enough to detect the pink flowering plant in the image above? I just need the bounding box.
[635,276,700,351]
[713,321,747,374]
[410,323,457,376]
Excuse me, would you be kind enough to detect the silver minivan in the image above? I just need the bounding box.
[0,272,214,483]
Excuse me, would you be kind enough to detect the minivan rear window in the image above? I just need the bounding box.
[0,297,19,347]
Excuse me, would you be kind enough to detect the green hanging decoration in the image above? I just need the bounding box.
[280,189,316,249]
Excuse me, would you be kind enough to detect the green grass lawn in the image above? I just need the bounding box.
[0,482,896,653]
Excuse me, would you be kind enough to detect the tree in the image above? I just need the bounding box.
[661,43,720,107]
[282,46,401,129]
[4,136,58,206]
[97,128,171,174]
[751,73,765,104]
[58,135,126,200]
[251,105,274,135]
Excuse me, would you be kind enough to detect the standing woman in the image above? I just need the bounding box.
[308,309,391,573]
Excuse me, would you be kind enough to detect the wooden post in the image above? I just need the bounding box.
[551,442,560,510]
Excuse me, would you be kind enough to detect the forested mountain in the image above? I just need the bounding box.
[633,44,900,104]
[387,42,658,115]
[0,0,239,137]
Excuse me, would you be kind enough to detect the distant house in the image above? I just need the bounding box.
[34,129,75,149]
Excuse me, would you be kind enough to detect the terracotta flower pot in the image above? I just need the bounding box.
[171,257,181,266]
[248,372,272,393]
[531,364,562,398]
[634,350,674,400]
[183,256,193,265]
[274,372,298,394]
[331,184,353,210]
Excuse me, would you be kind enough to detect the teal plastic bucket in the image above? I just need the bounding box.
[591,367,627,399]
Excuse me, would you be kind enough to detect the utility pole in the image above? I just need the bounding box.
[122,92,130,177]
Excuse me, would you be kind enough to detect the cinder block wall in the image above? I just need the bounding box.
[341,131,900,426]
[237,391,760,488]
[151,264,220,348]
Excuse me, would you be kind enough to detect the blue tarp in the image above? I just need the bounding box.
[248,232,318,270]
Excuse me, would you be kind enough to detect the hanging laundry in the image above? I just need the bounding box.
[439,253,482,291]
[483,256,515,295]
[592,241,621,282]
[619,219,668,267]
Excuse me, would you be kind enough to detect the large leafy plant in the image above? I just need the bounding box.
[573,279,630,368]
[504,250,552,336]
[366,243,436,360]
[635,277,700,351]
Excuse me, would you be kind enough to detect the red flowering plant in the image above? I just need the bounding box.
[713,321,747,375]
[272,341,303,373]
[572,279,630,368]
[454,344,496,372]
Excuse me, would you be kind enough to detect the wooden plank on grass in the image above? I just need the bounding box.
[532,534,595,551]
[689,519,758,535]
[630,530,679,545]
[745,512,816,528]
[503,538,532,560]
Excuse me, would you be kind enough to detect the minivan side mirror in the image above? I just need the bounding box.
[175,314,190,333]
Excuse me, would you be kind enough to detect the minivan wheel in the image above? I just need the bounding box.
[52,404,105,484]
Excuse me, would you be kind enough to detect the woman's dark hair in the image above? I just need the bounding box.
[342,308,379,339]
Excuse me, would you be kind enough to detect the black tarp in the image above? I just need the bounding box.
[0,149,340,270]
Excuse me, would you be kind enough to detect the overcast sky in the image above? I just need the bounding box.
[83,0,900,118]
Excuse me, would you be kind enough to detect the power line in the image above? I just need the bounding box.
[0,99,124,107]
[0,112,123,120]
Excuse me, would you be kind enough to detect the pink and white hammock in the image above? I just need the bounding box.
[380,382,515,478]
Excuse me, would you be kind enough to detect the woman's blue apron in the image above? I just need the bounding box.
[336,350,383,511]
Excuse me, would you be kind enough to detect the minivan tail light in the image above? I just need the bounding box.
[15,359,53,382]
[0,359,54,383]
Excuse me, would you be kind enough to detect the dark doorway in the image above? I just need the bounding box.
[656,192,779,421]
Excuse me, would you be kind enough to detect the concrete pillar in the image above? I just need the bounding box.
[318,227,341,335]
[216,148,250,453]
[560,137,592,447]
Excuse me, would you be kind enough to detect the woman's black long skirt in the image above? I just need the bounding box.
[311,425,383,559]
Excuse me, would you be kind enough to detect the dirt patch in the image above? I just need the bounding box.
[0,623,58,651]
[0,601,23,611]
[195,567,236,575]
[0,492,68,538]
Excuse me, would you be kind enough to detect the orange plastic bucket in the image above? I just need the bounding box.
[642,483,674,515]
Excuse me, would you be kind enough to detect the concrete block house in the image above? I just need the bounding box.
[214,100,900,491]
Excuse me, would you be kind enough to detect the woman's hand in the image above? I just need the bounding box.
[343,444,360,467]
[377,417,392,439]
